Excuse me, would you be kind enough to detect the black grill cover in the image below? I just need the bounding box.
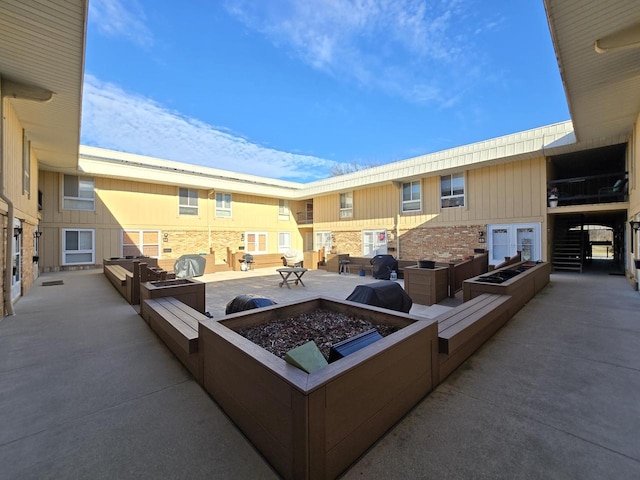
[370,254,398,280]
[225,294,277,315]
[345,281,412,313]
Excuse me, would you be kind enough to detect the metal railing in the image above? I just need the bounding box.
[548,172,628,206]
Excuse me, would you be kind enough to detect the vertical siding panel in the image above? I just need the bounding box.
[521,160,532,217]
[505,162,514,218]
[489,165,498,220]
[481,168,491,221]
[512,163,523,218]
[496,164,506,220]
[531,157,543,217]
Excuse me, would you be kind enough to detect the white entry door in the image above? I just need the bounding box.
[362,230,388,257]
[11,220,22,301]
[487,223,541,266]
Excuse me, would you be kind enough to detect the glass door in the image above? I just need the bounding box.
[487,223,541,266]
[11,220,22,301]
[362,230,388,257]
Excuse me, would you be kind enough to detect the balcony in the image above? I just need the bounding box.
[548,172,628,207]
[296,210,313,224]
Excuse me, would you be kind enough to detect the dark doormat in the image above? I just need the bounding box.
[41,280,64,286]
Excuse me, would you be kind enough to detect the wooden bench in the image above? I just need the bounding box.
[434,293,511,383]
[142,296,207,382]
[104,264,132,301]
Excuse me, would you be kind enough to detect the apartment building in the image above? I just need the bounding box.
[1,0,640,315]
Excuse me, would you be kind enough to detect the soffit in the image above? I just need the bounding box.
[0,0,87,169]
[544,0,640,143]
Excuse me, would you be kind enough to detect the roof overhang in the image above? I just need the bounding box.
[544,0,640,143]
[81,122,627,200]
[79,146,306,199]
[0,0,88,170]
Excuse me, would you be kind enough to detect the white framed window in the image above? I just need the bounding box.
[23,129,31,196]
[340,192,353,218]
[441,172,465,208]
[63,229,95,265]
[278,199,290,220]
[245,232,267,253]
[363,229,388,257]
[216,192,232,218]
[278,232,291,253]
[402,181,421,212]
[122,230,161,258]
[315,231,332,254]
[63,175,95,211]
[179,188,198,215]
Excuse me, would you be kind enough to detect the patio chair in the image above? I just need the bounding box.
[598,179,628,202]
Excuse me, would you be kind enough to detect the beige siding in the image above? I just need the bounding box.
[629,115,639,217]
[38,173,305,269]
[314,185,397,230]
[1,101,40,223]
[315,157,546,232]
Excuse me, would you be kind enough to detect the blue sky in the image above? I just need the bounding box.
[82,0,569,182]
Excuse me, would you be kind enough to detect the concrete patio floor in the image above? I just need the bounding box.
[1,266,639,479]
[199,267,460,319]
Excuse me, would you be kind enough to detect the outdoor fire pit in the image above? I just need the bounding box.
[199,297,438,480]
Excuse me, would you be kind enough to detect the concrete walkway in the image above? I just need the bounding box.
[1,268,639,478]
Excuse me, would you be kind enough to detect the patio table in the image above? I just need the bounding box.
[276,267,308,289]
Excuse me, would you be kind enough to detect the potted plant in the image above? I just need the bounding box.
[548,187,559,208]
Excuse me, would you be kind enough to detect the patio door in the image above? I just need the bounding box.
[315,231,332,255]
[362,229,388,257]
[487,223,541,266]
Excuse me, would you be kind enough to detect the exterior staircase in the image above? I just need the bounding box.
[552,215,585,272]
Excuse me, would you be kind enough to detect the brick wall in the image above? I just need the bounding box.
[161,229,240,265]
[400,225,486,261]
[330,226,487,262]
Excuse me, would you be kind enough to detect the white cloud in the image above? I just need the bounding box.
[224,0,481,107]
[80,75,338,182]
[89,0,153,48]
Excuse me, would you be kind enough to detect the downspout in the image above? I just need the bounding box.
[0,78,54,316]
[0,83,16,315]
[207,189,214,256]
[393,182,401,258]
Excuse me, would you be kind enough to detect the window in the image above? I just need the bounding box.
[278,232,291,253]
[216,192,232,217]
[340,192,353,218]
[63,175,95,211]
[23,130,30,196]
[363,230,388,256]
[402,181,421,212]
[63,229,95,265]
[245,232,267,254]
[179,188,198,215]
[441,172,465,208]
[122,230,160,258]
[278,199,290,220]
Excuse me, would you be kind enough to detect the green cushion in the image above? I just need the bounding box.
[285,341,328,373]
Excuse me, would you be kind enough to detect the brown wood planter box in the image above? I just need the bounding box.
[403,265,449,305]
[199,297,439,480]
[462,261,551,316]
[139,278,206,320]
